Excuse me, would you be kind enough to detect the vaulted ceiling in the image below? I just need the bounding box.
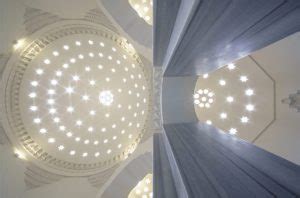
[1,1,300,198]
[0,0,154,197]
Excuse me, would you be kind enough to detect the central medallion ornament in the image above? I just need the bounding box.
[99,90,114,106]
[194,88,214,108]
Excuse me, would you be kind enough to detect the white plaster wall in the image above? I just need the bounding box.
[19,0,97,19]
[0,0,25,54]
[162,76,198,124]
[22,178,97,198]
[0,144,26,198]
[0,144,98,198]
[251,32,300,165]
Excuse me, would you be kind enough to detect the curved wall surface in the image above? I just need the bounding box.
[162,76,198,124]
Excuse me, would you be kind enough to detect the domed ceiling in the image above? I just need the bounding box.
[194,58,274,141]
[1,22,151,176]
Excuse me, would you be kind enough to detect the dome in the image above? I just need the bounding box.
[1,23,151,176]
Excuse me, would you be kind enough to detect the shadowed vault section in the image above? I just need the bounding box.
[154,0,300,75]
[154,123,300,197]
